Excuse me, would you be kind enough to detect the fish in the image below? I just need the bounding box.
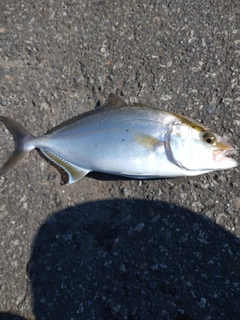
[0,93,238,184]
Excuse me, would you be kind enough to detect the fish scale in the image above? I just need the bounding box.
[0,94,237,184]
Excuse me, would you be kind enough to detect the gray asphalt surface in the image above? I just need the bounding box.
[0,0,239,319]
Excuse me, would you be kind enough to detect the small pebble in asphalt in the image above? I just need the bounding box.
[206,105,215,114]
[176,101,186,109]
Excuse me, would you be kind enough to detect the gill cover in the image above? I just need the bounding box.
[167,124,209,171]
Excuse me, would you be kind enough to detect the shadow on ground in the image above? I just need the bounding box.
[2,199,240,319]
[0,313,26,320]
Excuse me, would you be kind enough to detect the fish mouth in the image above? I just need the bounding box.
[213,148,237,162]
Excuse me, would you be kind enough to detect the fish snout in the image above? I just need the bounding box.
[212,145,238,168]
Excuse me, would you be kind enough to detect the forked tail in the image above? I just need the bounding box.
[0,116,35,176]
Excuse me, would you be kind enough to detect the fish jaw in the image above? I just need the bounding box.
[212,147,238,169]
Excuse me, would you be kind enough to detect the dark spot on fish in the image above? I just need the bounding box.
[126,129,129,132]
[122,139,125,141]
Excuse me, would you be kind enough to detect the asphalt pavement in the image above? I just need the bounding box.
[0,1,239,319]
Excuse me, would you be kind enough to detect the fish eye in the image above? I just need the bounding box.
[202,132,216,144]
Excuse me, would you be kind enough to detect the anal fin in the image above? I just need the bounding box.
[42,150,89,184]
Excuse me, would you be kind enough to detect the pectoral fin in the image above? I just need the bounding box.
[42,150,89,184]
[134,133,163,151]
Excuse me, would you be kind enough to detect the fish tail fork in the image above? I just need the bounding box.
[0,116,35,177]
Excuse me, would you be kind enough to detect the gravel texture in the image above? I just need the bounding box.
[0,0,239,319]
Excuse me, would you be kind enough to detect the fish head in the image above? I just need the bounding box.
[166,122,238,172]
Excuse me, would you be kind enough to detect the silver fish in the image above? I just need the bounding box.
[0,94,238,184]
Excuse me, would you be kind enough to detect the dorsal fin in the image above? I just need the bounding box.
[101,93,127,108]
[47,94,127,135]
[46,110,97,134]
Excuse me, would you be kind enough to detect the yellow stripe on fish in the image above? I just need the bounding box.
[0,94,238,184]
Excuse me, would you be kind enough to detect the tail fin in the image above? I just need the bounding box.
[0,116,35,176]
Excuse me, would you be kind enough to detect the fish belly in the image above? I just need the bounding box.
[34,108,189,178]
